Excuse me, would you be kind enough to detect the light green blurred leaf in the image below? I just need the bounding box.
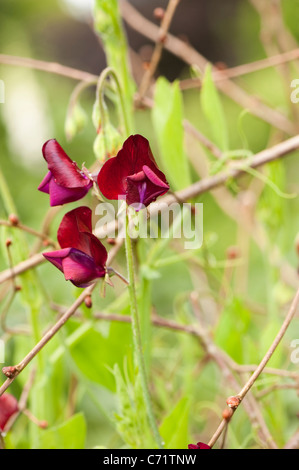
[152,77,191,190]
[159,396,190,449]
[214,298,254,363]
[93,0,135,133]
[200,64,229,151]
[65,103,87,141]
[38,413,86,449]
[113,364,155,449]
[67,322,132,391]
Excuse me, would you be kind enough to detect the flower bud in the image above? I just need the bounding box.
[0,394,19,431]
[153,7,165,21]
[8,214,19,226]
[226,395,241,409]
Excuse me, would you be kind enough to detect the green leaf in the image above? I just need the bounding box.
[93,122,122,162]
[214,298,254,363]
[200,64,229,151]
[159,396,190,449]
[93,0,135,133]
[152,77,191,190]
[65,103,87,141]
[139,264,161,280]
[67,322,132,391]
[37,413,86,449]
[113,365,155,449]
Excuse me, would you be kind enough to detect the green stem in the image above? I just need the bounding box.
[96,66,132,141]
[125,212,164,449]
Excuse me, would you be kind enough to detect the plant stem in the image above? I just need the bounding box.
[96,66,132,137]
[124,211,164,449]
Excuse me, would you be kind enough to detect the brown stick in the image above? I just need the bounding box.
[0,253,45,285]
[120,0,296,135]
[208,283,299,448]
[138,0,181,100]
[0,283,96,396]
[1,133,297,283]
[180,48,299,87]
[160,134,299,206]
[0,241,123,396]
[0,54,97,82]
[0,220,57,247]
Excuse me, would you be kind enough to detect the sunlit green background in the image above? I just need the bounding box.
[1,0,299,449]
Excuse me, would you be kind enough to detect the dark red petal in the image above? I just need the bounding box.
[143,165,169,190]
[57,206,93,251]
[97,152,128,201]
[38,171,52,194]
[97,134,169,202]
[188,441,211,449]
[48,179,91,207]
[56,207,107,271]
[83,232,108,268]
[0,394,19,431]
[42,139,91,189]
[43,247,106,288]
[43,248,72,273]
[61,249,103,286]
[196,442,211,449]
[126,165,169,207]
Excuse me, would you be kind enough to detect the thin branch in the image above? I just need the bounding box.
[0,220,57,247]
[0,54,98,82]
[232,363,299,380]
[180,48,299,88]
[183,119,223,159]
[0,283,96,396]
[256,382,299,399]
[160,134,299,206]
[2,135,299,285]
[208,283,299,448]
[189,295,277,448]
[0,253,45,285]
[120,0,296,135]
[138,0,181,100]
[284,430,299,449]
[3,368,36,432]
[0,241,123,396]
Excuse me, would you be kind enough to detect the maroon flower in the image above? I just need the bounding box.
[43,206,107,288]
[188,442,211,449]
[0,394,19,431]
[97,134,169,209]
[38,139,93,206]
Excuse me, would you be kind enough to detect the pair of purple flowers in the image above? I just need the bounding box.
[39,135,169,287]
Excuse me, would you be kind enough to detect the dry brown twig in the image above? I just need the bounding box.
[1,134,299,285]
[0,240,123,396]
[120,0,296,135]
[0,54,97,82]
[0,6,299,447]
[137,0,181,100]
[207,283,299,448]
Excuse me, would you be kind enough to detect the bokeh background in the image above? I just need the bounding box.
[1,0,299,449]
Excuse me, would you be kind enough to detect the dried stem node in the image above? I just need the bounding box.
[226,395,241,409]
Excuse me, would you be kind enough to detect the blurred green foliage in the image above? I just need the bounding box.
[1,0,299,450]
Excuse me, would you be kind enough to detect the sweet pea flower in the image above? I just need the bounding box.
[0,394,19,431]
[188,442,211,449]
[43,206,107,287]
[38,139,93,206]
[97,134,169,210]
